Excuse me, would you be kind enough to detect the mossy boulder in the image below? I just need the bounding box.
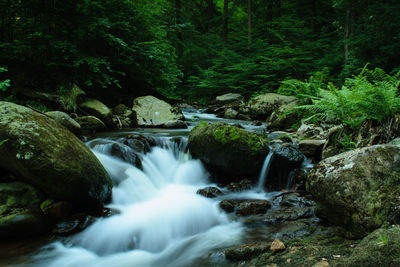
[244,93,297,120]
[75,115,107,132]
[188,123,269,181]
[132,95,184,128]
[337,226,400,267]
[307,145,400,238]
[46,111,81,135]
[0,182,45,216]
[79,98,113,127]
[0,101,113,208]
[0,211,52,238]
[216,93,244,105]
[267,101,300,131]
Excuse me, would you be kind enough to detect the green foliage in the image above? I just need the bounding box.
[298,67,400,128]
[0,139,8,147]
[0,67,10,92]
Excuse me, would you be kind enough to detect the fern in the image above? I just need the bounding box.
[297,67,400,128]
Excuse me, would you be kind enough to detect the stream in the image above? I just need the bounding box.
[6,109,317,267]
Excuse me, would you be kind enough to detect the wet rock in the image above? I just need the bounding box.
[356,115,400,148]
[237,114,252,121]
[225,242,269,261]
[40,200,72,220]
[52,213,96,235]
[270,238,286,253]
[226,179,253,192]
[216,93,244,105]
[0,211,53,238]
[46,111,81,135]
[244,93,297,120]
[0,102,113,208]
[111,143,142,168]
[307,145,400,238]
[79,98,113,127]
[188,123,269,181]
[337,226,400,267]
[75,115,107,132]
[299,139,325,162]
[236,200,271,216]
[132,95,184,127]
[162,120,188,129]
[196,187,223,198]
[219,200,235,213]
[124,135,155,153]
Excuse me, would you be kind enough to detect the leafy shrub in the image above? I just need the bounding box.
[298,67,400,128]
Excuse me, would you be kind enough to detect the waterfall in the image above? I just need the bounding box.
[28,137,243,267]
[256,150,274,193]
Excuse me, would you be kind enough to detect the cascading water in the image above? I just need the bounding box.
[26,137,243,267]
[256,150,274,193]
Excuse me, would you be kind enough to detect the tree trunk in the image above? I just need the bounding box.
[248,0,252,48]
[222,0,228,44]
[344,5,351,64]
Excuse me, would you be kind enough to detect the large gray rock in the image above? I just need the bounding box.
[132,96,184,128]
[216,93,244,105]
[307,145,400,238]
[244,93,297,120]
[188,123,269,181]
[79,98,113,127]
[75,116,107,132]
[267,101,299,131]
[0,102,113,208]
[46,111,81,134]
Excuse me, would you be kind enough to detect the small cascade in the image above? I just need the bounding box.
[256,150,274,192]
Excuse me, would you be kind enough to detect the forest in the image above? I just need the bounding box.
[1,0,399,105]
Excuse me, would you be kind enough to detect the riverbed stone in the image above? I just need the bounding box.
[46,111,81,135]
[188,123,269,181]
[0,101,113,208]
[225,242,269,261]
[307,145,400,238]
[132,95,184,127]
[79,98,113,127]
[299,139,326,162]
[75,115,107,132]
[216,93,244,105]
[196,187,223,198]
[244,93,297,120]
[337,226,400,267]
[270,238,286,253]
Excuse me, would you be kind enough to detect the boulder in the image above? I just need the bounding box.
[132,95,184,128]
[0,102,113,208]
[79,98,113,127]
[337,226,400,267]
[75,116,107,132]
[296,123,324,138]
[216,93,244,105]
[113,104,130,115]
[0,182,45,216]
[299,139,326,162]
[196,187,223,198]
[188,123,269,181]
[224,108,239,119]
[267,101,299,131]
[0,211,52,238]
[236,199,271,216]
[162,120,187,129]
[110,143,142,169]
[46,111,81,135]
[244,93,297,120]
[307,145,400,238]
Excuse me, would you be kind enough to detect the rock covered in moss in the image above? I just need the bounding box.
[225,242,269,261]
[337,226,400,267]
[0,101,113,209]
[307,145,400,238]
[188,123,269,181]
[0,182,45,216]
[216,93,244,105]
[79,98,113,127]
[46,111,81,134]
